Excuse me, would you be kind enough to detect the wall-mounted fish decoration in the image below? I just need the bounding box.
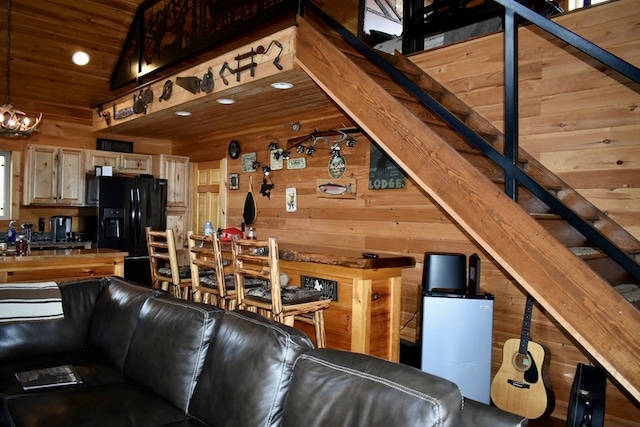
[316,179,356,199]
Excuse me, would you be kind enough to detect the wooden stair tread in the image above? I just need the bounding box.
[613,283,640,310]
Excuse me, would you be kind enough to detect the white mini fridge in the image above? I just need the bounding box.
[420,293,494,404]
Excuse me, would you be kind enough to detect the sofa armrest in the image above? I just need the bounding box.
[460,398,528,427]
[0,278,105,363]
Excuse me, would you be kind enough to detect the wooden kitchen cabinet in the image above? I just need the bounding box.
[24,145,85,206]
[119,153,153,175]
[85,150,152,175]
[154,154,190,208]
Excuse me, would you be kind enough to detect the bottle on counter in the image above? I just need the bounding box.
[7,220,16,245]
[247,227,256,240]
[15,234,29,256]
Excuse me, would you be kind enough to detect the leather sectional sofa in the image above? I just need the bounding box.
[0,276,527,426]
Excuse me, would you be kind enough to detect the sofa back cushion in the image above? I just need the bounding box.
[0,278,104,363]
[124,297,224,413]
[189,310,313,427]
[88,277,155,372]
[281,349,463,427]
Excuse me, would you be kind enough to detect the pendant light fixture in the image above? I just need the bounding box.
[0,0,42,138]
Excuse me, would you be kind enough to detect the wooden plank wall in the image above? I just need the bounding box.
[408,0,640,424]
[175,106,635,425]
[410,0,640,240]
[1,0,637,424]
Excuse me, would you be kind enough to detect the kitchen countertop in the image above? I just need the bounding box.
[28,241,93,250]
[277,243,415,269]
[220,242,415,269]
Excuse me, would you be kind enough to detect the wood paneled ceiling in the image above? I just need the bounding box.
[0,0,146,122]
[0,0,337,140]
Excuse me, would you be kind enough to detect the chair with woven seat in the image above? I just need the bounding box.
[187,231,236,309]
[145,227,192,300]
[233,236,331,348]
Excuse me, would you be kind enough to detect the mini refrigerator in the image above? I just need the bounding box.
[420,293,494,404]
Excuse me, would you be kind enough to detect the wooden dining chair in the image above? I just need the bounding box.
[187,231,236,309]
[145,227,192,300]
[233,236,331,348]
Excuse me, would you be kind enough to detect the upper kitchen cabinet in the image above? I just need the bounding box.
[154,154,190,208]
[24,145,85,206]
[85,150,153,175]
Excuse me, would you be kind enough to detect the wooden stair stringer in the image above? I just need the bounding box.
[294,16,640,401]
[391,52,640,256]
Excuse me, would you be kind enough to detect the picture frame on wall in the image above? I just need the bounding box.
[368,142,405,190]
[229,173,239,190]
[242,152,257,173]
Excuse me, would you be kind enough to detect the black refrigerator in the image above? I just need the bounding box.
[86,175,167,286]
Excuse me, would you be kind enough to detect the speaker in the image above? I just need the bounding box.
[422,252,467,294]
[468,253,481,296]
[567,364,606,427]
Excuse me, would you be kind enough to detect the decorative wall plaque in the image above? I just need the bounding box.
[302,275,338,301]
[368,143,405,190]
[287,157,306,169]
[96,138,133,153]
[241,152,257,173]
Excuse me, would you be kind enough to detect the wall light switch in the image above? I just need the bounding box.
[286,188,297,212]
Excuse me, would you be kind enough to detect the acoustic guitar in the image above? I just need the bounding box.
[491,294,555,419]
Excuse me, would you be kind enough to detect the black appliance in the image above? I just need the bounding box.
[86,175,167,286]
[50,215,72,242]
[422,252,467,294]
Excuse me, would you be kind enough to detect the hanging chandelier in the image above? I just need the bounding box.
[0,0,42,138]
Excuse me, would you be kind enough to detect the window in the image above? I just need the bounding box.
[568,0,610,11]
[0,151,11,220]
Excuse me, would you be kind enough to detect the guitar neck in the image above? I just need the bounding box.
[518,294,534,354]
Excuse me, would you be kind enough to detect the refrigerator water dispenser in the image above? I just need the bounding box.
[102,208,125,238]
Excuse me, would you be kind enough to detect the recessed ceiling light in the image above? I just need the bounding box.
[216,98,236,105]
[271,82,293,90]
[72,51,90,66]
[175,111,192,116]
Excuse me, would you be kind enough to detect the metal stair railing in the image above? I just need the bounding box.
[298,0,640,282]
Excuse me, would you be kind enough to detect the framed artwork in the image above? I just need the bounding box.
[368,143,405,190]
[270,149,284,170]
[242,152,257,173]
[286,188,297,212]
[287,157,306,169]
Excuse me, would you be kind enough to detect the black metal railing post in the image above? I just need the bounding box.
[503,7,519,201]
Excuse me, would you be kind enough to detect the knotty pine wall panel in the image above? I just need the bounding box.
[183,107,487,346]
[409,0,640,423]
[410,0,640,246]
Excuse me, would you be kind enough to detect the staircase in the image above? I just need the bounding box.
[293,4,640,401]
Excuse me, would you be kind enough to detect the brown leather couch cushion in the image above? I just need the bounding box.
[124,297,224,412]
[281,348,463,427]
[188,310,313,427]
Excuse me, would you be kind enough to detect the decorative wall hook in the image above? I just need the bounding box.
[285,127,361,158]
[262,40,283,70]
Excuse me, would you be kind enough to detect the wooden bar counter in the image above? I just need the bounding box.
[277,244,415,362]
[0,248,127,284]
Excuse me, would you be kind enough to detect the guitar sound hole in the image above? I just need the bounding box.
[512,352,531,371]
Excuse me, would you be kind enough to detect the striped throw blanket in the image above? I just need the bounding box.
[0,282,64,324]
